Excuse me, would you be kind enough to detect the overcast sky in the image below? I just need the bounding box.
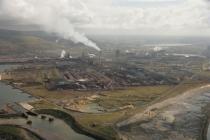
[0,0,210,36]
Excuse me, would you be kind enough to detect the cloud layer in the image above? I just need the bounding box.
[0,0,210,36]
[83,0,210,35]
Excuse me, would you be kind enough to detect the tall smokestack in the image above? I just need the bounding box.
[98,51,102,65]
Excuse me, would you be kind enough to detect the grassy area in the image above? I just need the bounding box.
[23,85,73,99]
[74,83,209,139]
[0,125,41,140]
[94,85,172,109]
[158,82,210,101]
[0,125,20,136]
[26,83,207,111]
[23,85,92,100]
[74,111,127,140]
[23,82,210,140]
[29,100,58,110]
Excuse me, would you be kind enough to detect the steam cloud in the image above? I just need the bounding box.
[0,0,101,51]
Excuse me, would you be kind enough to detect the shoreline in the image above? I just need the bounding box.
[0,124,45,140]
[0,81,110,140]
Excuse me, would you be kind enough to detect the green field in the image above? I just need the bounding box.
[0,125,41,140]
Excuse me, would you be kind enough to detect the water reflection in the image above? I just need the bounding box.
[0,114,95,140]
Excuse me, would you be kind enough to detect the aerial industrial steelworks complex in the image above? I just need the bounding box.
[1,30,210,140]
[1,41,210,140]
[1,0,210,139]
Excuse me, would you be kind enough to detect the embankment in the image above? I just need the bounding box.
[35,109,119,140]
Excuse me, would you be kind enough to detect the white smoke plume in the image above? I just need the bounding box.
[60,50,66,59]
[0,0,101,51]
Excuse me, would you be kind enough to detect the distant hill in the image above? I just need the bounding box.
[0,29,94,58]
[1,29,209,58]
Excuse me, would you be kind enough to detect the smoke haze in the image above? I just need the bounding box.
[0,0,101,51]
